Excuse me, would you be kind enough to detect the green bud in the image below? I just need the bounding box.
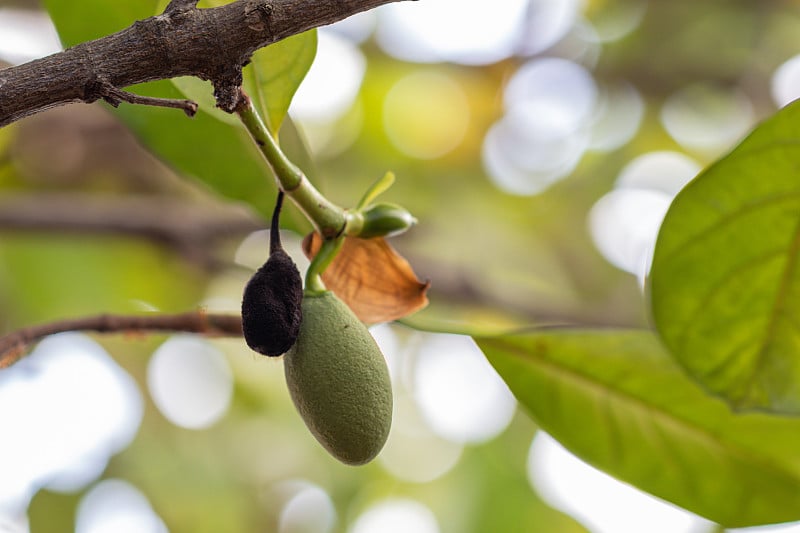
[356,202,416,238]
[284,291,393,465]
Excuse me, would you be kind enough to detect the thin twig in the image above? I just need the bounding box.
[0,311,244,369]
[98,80,198,117]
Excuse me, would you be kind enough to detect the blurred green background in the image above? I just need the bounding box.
[1,0,800,531]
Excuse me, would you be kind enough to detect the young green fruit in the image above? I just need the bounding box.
[241,192,303,356]
[284,291,392,465]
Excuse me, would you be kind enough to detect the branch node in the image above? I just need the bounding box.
[213,70,245,114]
[164,0,199,14]
[244,0,274,34]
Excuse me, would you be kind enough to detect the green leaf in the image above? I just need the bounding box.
[357,171,396,209]
[477,329,800,527]
[650,100,800,414]
[42,0,156,46]
[244,30,317,134]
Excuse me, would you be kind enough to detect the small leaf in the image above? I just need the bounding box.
[478,329,800,527]
[357,171,396,209]
[303,232,429,324]
[650,100,800,414]
[244,30,317,134]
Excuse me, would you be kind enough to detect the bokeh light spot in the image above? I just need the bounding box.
[0,8,61,65]
[589,82,645,152]
[482,113,588,196]
[375,0,528,65]
[350,499,439,533]
[413,333,516,444]
[589,188,672,279]
[76,479,167,533]
[0,334,142,514]
[369,323,403,384]
[326,10,377,44]
[484,58,597,195]
[771,54,800,108]
[589,151,700,279]
[147,336,232,430]
[518,0,581,55]
[290,30,366,123]
[505,58,598,134]
[0,514,27,533]
[616,151,701,195]
[383,72,469,160]
[661,84,753,153]
[379,392,463,483]
[279,484,336,533]
[528,433,712,533]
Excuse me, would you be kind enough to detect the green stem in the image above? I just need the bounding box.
[305,236,344,293]
[235,92,347,238]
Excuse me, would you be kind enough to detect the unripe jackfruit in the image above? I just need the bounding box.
[284,291,392,465]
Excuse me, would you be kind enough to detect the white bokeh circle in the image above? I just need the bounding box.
[147,336,233,430]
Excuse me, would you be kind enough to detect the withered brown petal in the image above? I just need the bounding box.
[303,232,429,324]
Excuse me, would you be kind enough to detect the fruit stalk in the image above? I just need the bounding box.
[235,91,347,238]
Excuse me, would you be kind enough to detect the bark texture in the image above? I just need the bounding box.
[0,0,408,127]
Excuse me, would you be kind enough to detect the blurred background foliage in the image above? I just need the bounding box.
[2,0,800,531]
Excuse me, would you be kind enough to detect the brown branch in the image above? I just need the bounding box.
[96,79,198,117]
[0,0,411,127]
[0,311,244,369]
[0,193,264,268]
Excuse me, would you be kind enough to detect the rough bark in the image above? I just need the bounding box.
[0,0,408,127]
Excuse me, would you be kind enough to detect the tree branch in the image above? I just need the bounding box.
[0,193,264,268]
[95,79,198,117]
[0,0,411,127]
[0,311,244,369]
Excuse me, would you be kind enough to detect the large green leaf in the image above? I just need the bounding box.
[650,100,800,414]
[477,329,800,527]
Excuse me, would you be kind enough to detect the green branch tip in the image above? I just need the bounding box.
[235,92,346,237]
